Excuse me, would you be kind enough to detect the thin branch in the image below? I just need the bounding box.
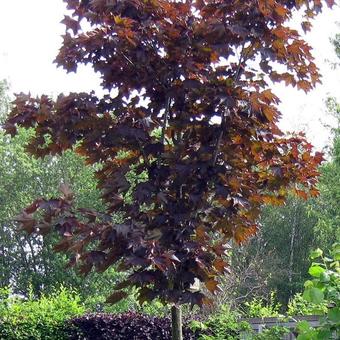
[211,43,246,166]
[234,41,246,85]
[160,96,171,146]
[137,137,150,168]
[212,115,225,166]
[158,96,171,167]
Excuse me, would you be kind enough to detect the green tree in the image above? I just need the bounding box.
[312,98,340,249]
[0,80,10,123]
[222,195,318,308]
[0,83,123,299]
[0,126,105,296]
[228,97,340,308]
[258,197,317,304]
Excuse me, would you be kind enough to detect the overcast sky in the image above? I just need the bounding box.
[0,0,339,151]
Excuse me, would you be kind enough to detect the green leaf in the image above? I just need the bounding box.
[303,288,324,304]
[308,265,325,278]
[333,252,340,261]
[297,334,312,340]
[304,280,314,288]
[316,329,332,340]
[331,243,340,260]
[296,320,311,332]
[331,243,340,252]
[319,272,330,282]
[330,260,339,268]
[310,248,323,259]
[328,307,340,324]
[189,320,208,331]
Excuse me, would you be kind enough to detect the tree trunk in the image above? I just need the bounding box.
[171,305,183,340]
[288,201,298,297]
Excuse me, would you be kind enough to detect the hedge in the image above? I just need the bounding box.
[68,312,197,340]
[0,287,84,340]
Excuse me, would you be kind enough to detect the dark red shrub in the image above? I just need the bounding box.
[67,312,197,340]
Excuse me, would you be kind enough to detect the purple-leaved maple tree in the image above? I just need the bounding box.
[3,1,332,337]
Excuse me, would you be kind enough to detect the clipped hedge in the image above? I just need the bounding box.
[68,312,197,340]
[0,287,84,340]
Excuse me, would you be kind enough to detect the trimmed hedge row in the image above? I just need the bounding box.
[68,312,197,340]
[0,287,84,340]
[0,286,293,339]
[0,287,198,339]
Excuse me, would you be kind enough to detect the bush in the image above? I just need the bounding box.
[287,293,325,316]
[253,326,290,340]
[0,286,84,340]
[242,292,282,318]
[68,312,197,340]
[84,288,170,317]
[190,305,252,340]
[296,244,340,339]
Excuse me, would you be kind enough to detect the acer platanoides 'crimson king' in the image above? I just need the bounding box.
[4,0,332,307]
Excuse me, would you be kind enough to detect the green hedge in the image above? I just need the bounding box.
[0,287,84,340]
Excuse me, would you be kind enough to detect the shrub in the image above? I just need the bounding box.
[83,290,138,314]
[242,292,282,318]
[0,286,84,340]
[287,293,325,316]
[84,289,170,317]
[68,312,197,340]
[190,305,252,340]
[254,326,290,340]
[296,244,340,339]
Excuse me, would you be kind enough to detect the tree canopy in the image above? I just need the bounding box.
[3,0,331,307]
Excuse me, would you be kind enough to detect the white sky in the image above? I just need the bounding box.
[0,0,339,151]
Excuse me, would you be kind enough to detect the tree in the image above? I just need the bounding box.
[0,82,122,298]
[0,80,10,123]
[3,1,332,338]
[312,98,340,249]
[243,196,317,305]
[0,125,106,296]
[210,195,318,311]
[225,97,340,309]
[210,31,340,312]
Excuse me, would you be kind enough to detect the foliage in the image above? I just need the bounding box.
[0,125,120,298]
[3,0,330,309]
[243,292,282,318]
[287,293,322,316]
[83,283,169,316]
[296,244,340,339]
[0,287,84,340]
[225,95,340,309]
[312,98,340,250]
[259,197,318,304]
[190,306,291,340]
[331,32,340,62]
[67,312,196,340]
[219,195,318,309]
[0,83,128,300]
[0,80,10,123]
[190,305,251,339]
[253,326,290,340]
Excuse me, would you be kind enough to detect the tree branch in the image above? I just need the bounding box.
[158,96,171,167]
[212,43,246,166]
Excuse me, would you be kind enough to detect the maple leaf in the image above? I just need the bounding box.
[61,15,80,35]
[205,279,220,294]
